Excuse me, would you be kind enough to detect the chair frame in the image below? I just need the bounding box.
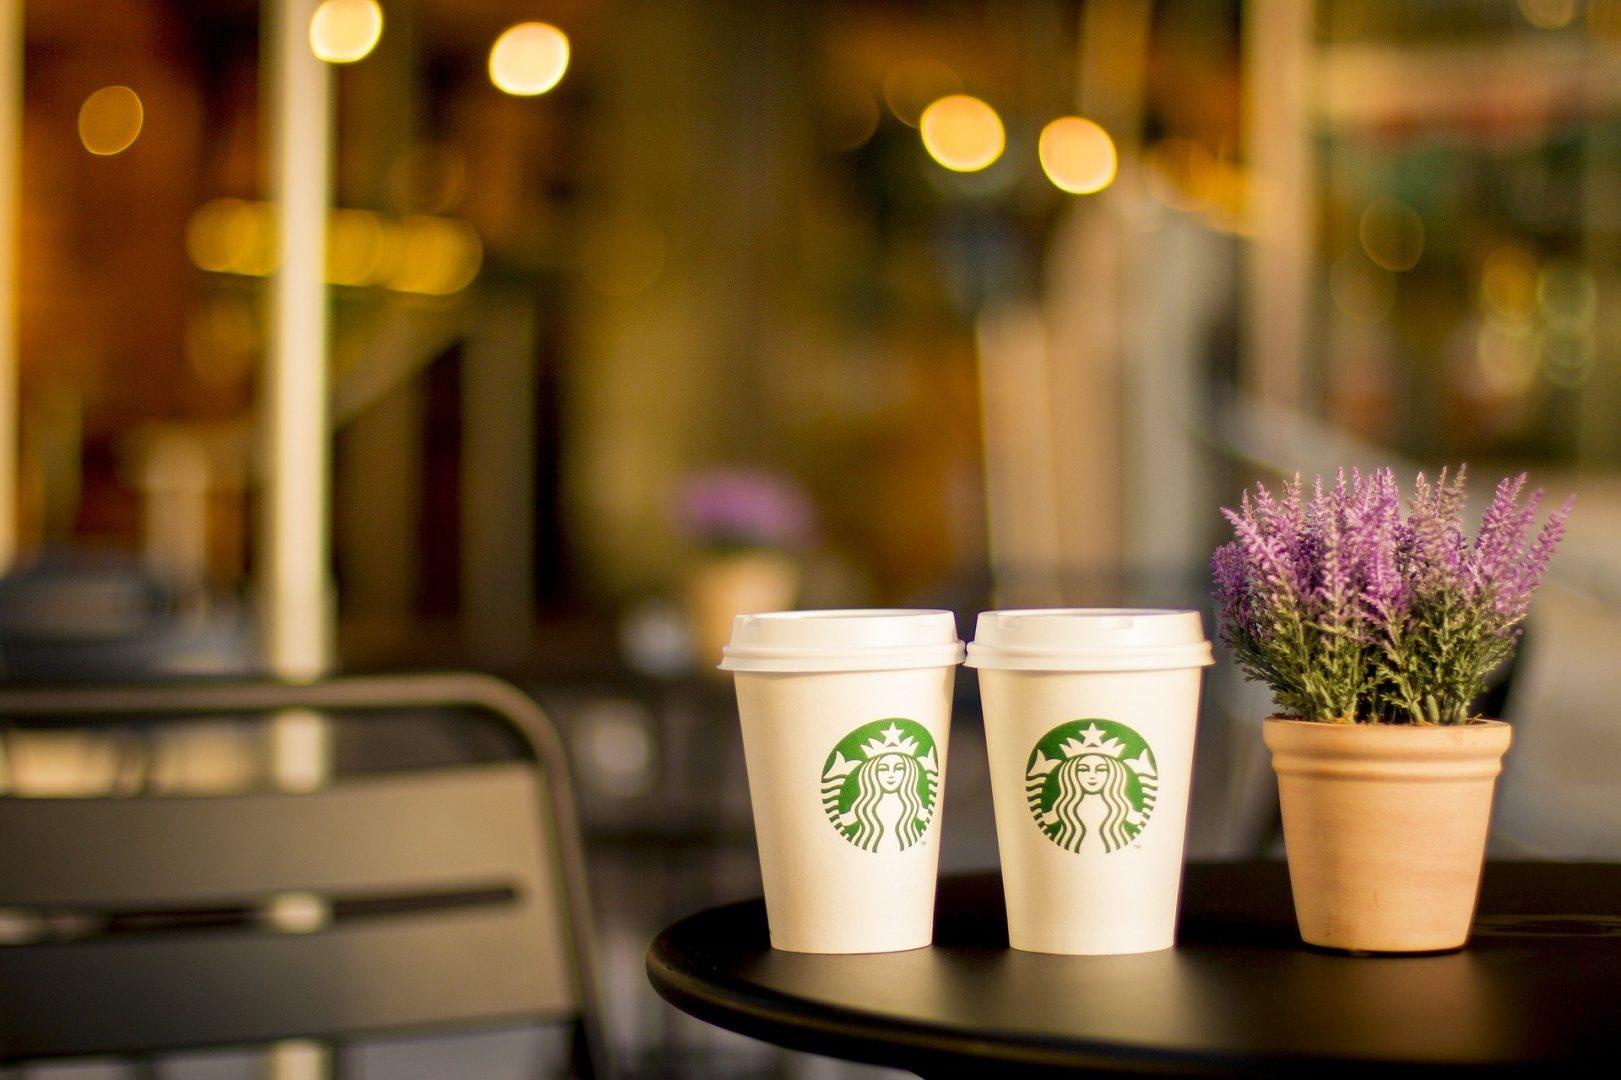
[0,672,606,1076]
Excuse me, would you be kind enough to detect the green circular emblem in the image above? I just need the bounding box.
[1025,719,1158,854]
[821,718,940,853]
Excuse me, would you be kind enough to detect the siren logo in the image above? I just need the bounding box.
[821,719,940,854]
[1025,720,1157,853]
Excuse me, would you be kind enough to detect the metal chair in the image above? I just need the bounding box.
[0,673,604,1077]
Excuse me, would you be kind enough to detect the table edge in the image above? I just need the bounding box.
[645,864,1617,1075]
[644,923,1240,1076]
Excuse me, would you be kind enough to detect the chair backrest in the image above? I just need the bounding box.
[0,674,601,1070]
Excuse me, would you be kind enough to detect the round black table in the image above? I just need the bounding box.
[647,862,1621,1076]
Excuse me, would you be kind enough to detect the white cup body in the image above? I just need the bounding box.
[734,664,955,953]
[978,664,1204,954]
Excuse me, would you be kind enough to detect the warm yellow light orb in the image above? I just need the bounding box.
[919,95,1004,173]
[78,86,144,156]
[489,22,570,97]
[387,216,482,295]
[185,198,277,276]
[309,0,383,64]
[1039,116,1117,195]
[326,208,388,286]
[1480,246,1538,324]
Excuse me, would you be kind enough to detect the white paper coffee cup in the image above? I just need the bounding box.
[967,609,1213,955]
[721,610,964,953]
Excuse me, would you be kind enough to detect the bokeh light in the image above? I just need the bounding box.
[309,0,383,64]
[1536,261,1598,332]
[386,216,483,295]
[1539,327,1597,388]
[77,86,144,156]
[489,22,570,97]
[1518,0,1578,29]
[187,199,479,294]
[1038,116,1117,195]
[1476,321,1538,398]
[881,59,960,127]
[919,95,1004,173]
[1358,198,1425,272]
[185,198,277,276]
[326,209,389,286]
[577,699,657,798]
[1480,245,1539,325]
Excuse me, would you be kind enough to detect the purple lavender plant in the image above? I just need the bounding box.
[1211,466,1571,724]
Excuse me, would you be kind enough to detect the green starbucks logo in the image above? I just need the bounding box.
[821,719,940,854]
[1026,720,1157,854]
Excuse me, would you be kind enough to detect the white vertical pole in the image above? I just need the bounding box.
[1244,0,1314,407]
[262,3,333,1074]
[261,0,333,689]
[0,0,22,571]
[262,0,332,831]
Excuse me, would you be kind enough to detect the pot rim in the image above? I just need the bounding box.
[1263,714,1512,774]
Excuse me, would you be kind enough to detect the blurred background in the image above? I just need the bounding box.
[1,0,1619,1075]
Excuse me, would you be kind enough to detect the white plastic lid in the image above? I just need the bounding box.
[719,609,966,673]
[965,609,1214,672]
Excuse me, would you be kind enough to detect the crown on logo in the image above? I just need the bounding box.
[1058,723,1127,760]
[862,722,919,758]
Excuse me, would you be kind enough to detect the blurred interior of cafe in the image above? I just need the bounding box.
[1,0,1619,1075]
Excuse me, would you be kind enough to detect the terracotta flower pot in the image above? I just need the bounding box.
[685,550,801,673]
[1262,717,1512,953]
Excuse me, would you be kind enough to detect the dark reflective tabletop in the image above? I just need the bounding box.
[648,862,1621,1076]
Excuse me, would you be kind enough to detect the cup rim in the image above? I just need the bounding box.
[966,607,1213,672]
[720,608,965,673]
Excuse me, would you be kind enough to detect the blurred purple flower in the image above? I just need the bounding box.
[671,468,818,552]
